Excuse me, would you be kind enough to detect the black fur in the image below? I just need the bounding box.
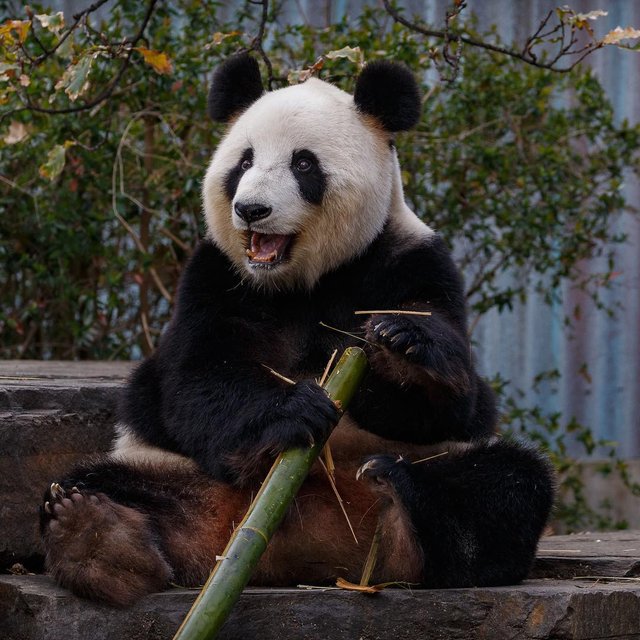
[360,439,555,587]
[224,147,253,201]
[291,149,327,205]
[120,228,497,483]
[354,60,422,132]
[208,54,263,122]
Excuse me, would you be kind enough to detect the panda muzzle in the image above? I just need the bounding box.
[246,232,294,264]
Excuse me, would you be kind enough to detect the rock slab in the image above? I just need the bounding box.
[2,575,640,640]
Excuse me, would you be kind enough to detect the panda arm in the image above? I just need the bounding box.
[348,235,496,442]
[122,241,339,485]
[157,355,338,484]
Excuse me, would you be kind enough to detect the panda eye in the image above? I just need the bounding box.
[240,158,252,171]
[295,158,313,173]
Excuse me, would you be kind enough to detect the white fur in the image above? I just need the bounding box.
[112,424,198,470]
[202,76,433,290]
[387,154,435,244]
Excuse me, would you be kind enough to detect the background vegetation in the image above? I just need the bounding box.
[1,1,639,529]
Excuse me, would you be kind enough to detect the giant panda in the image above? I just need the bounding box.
[40,54,555,608]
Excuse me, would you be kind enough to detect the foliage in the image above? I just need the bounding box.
[1,1,639,529]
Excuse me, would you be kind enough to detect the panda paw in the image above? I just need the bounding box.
[367,315,430,362]
[41,483,105,536]
[42,483,83,524]
[356,454,412,495]
[366,314,471,391]
[265,379,340,449]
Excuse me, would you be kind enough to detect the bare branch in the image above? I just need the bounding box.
[381,1,604,73]
[249,0,275,90]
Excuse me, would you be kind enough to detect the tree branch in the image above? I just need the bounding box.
[13,0,158,117]
[249,0,275,90]
[381,0,604,73]
[31,0,112,65]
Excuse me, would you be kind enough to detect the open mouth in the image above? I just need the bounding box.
[245,232,295,268]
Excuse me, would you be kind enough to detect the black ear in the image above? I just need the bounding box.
[354,61,421,132]
[208,54,264,122]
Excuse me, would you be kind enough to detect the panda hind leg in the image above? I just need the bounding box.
[358,438,555,588]
[41,481,172,608]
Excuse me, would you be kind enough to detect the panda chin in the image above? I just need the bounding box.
[245,231,295,269]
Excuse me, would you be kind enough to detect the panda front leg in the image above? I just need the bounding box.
[357,438,555,587]
[40,459,248,607]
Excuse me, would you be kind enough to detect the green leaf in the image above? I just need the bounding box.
[325,45,364,66]
[55,56,93,101]
[35,12,65,35]
[56,33,75,59]
[39,144,67,181]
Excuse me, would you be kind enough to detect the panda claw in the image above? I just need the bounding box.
[70,486,80,494]
[356,459,376,481]
[50,482,65,501]
[406,345,419,355]
[44,501,52,514]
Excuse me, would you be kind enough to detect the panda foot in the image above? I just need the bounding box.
[42,484,172,607]
[356,454,412,494]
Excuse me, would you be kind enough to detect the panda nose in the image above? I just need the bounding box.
[234,202,272,223]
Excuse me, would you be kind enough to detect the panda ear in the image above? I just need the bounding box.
[208,54,264,123]
[354,61,422,132]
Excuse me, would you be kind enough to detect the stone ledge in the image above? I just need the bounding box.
[2,575,640,640]
[0,362,132,567]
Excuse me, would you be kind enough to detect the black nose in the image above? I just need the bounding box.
[234,202,272,223]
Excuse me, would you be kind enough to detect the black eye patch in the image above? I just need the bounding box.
[291,149,326,205]
[224,148,253,201]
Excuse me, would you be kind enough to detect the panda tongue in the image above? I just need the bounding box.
[248,232,290,263]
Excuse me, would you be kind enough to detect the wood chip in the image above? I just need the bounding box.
[336,577,383,593]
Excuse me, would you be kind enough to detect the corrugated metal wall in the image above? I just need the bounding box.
[54,0,639,458]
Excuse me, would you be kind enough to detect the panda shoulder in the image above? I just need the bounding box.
[174,239,242,322]
[383,221,465,302]
[175,240,240,309]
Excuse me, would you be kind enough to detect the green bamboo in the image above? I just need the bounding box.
[173,347,368,640]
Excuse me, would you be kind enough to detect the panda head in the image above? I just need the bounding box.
[202,54,422,290]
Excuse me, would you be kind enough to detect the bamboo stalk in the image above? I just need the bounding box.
[354,310,432,316]
[172,347,368,640]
